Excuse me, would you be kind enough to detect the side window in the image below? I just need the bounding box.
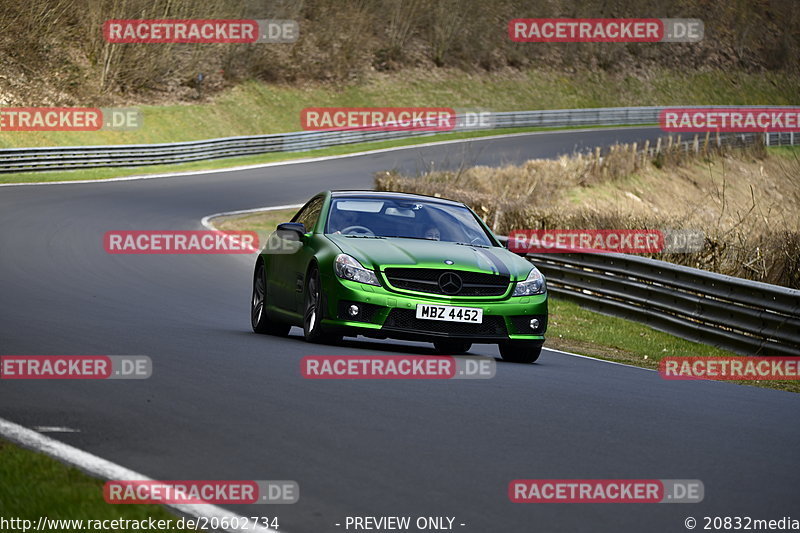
[292,196,324,232]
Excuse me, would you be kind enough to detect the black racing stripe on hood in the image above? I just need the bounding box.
[479,248,511,277]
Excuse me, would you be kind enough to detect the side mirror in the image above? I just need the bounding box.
[263,222,305,255]
[276,222,306,240]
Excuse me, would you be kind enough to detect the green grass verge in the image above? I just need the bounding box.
[214,208,301,233]
[545,298,797,394]
[767,145,800,157]
[1,68,797,149]
[0,124,638,185]
[213,208,798,394]
[0,438,195,533]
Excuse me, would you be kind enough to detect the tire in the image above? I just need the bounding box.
[303,265,341,344]
[499,341,542,364]
[432,340,473,355]
[251,261,290,336]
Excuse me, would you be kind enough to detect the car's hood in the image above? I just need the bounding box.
[326,235,533,280]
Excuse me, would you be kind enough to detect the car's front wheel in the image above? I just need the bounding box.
[251,262,291,336]
[303,265,341,344]
[433,340,472,355]
[499,341,542,363]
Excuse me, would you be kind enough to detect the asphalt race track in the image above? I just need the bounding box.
[1,127,798,532]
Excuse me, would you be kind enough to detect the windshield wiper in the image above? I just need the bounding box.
[455,242,490,248]
[383,235,437,240]
[343,234,385,239]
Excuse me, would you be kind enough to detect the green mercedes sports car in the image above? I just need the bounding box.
[250,191,547,363]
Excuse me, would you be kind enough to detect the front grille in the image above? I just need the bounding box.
[383,309,507,337]
[383,268,509,296]
[509,314,548,335]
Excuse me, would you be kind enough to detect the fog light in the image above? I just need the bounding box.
[529,318,540,330]
[348,304,360,317]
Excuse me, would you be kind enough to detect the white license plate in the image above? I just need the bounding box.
[415,304,483,323]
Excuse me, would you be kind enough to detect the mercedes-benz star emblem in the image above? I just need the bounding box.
[438,272,463,295]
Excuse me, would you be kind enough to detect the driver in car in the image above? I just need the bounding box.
[423,225,441,241]
[331,209,360,234]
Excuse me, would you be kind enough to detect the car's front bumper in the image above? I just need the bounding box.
[320,275,547,344]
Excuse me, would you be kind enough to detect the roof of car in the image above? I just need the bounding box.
[328,190,463,206]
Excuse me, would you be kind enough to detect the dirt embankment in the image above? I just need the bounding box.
[1,0,798,106]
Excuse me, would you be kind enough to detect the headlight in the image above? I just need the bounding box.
[512,266,546,296]
[334,254,380,286]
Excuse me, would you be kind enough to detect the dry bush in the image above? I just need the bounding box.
[376,140,800,289]
[1,0,799,104]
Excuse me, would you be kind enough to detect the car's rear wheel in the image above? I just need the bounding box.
[251,262,291,336]
[499,341,542,363]
[432,340,473,355]
[303,265,342,344]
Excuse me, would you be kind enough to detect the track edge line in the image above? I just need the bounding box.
[0,417,281,533]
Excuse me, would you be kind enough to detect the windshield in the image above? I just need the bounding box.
[325,197,495,246]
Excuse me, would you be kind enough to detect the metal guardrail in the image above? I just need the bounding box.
[1,105,798,173]
[525,251,800,357]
